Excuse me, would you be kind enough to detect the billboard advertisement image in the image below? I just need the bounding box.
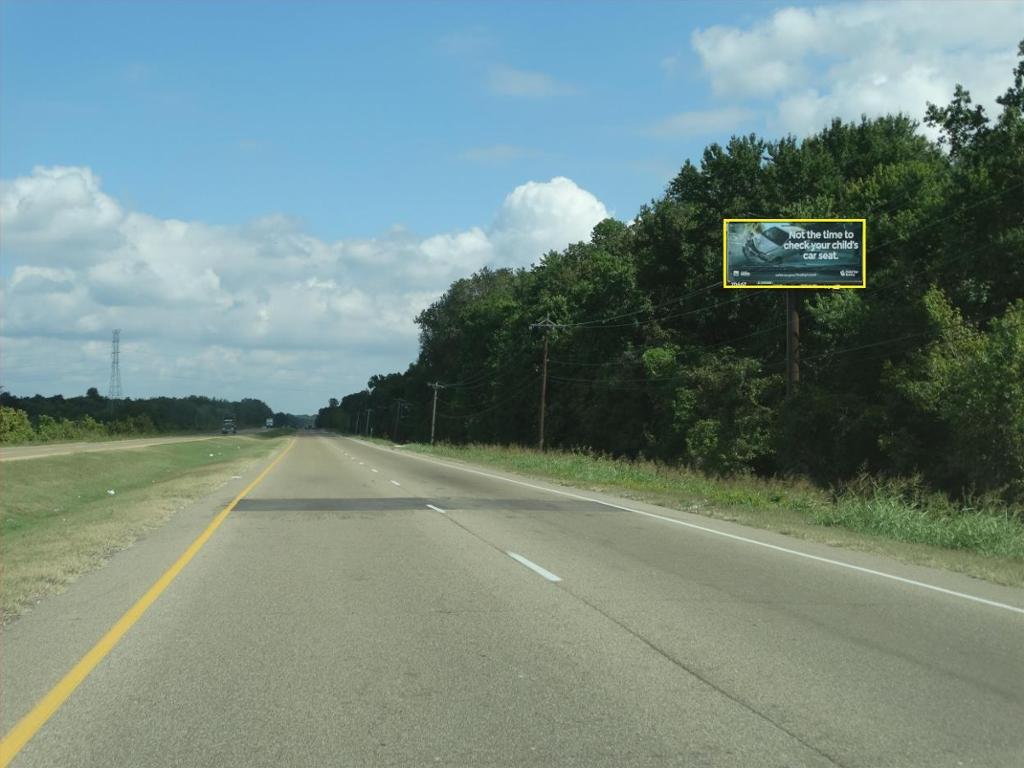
[723,219,866,289]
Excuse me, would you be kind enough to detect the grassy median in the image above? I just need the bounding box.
[0,435,287,621]
[406,442,1024,587]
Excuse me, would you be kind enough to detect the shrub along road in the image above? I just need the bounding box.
[1,432,1021,766]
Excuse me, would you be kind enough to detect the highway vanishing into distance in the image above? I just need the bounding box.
[2,433,1022,767]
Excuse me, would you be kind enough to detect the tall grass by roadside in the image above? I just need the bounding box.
[819,477,1024,559]
[406,442,1024,584]
[415,442,826,516]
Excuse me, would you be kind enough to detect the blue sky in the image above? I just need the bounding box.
[2,1,1021,413]
[3,1,738,239]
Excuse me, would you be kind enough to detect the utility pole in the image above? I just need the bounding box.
[786,290,800,397]
[391,398,409,442]
[365,409,373,436]
[429,382,443,445]
[107,329,122,400]
[530,317,557,451]
[354,411,361,434]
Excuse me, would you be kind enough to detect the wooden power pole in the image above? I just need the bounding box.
[429,382,442,445]
[530,317,557,451]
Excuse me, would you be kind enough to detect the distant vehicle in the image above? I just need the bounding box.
[740,224,859,268]
[265,418,274,429]
[221,418,237,435]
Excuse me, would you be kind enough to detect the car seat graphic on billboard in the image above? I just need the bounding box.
[723,219,866,289]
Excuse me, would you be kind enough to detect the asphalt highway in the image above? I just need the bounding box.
[2,433,1022,767]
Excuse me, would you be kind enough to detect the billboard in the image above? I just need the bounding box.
[723,219,866,289]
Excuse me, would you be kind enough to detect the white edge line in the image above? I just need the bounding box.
[426,504,447,514]
[507,551,562,582]
[344,437,1024,616]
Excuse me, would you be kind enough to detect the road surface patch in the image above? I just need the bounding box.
[235,497,429,512]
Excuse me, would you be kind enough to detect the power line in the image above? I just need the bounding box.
[435,373,540,422]
[559,280,720,329]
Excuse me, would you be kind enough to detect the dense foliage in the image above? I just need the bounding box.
[0,389,275,442]
[320,48,1024,503]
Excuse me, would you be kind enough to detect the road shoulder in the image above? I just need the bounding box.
[0,439,290,736]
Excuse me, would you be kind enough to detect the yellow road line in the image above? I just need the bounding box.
[0,438,296,767]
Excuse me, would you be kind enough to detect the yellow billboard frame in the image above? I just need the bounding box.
[722,218,867,290]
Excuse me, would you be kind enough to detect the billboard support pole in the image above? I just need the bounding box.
[786,290,800,397]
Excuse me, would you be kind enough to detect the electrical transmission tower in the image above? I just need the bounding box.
[107,329,122,399]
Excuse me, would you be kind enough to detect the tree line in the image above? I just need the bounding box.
[0,389,277,443]
[318,44,1023,504]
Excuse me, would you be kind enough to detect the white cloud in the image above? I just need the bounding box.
[488,65,574,98]
[416,227,493,279]
[460,144,540,164]
[0,166,124,262]
[690,1,1023,136]
[9,266,76,293]
[0,167,610,411]
[436,29,494,58]
[649,107,755,138]
[661,55,681,77]
[490,177,609,266]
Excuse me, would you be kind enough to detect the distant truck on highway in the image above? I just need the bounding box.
[221,418,237,434]
[265,418,274,429]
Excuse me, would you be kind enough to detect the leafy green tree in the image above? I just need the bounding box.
[888,289,1024,499]
[321,44,1024,503]
[0,407,35,443]
[672,353,781,475]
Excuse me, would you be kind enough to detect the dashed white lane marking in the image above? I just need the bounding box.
[344,437,1024,616]
[359,462,365,466]
[426,504,447,514]
[371,468,379,473]
[507,552,562,582]
[390,480,401,487]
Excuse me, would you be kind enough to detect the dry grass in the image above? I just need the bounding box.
[0,436,286,621]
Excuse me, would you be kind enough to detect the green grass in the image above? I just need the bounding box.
[0,435,287,620]
[408,443,1024,587]
[817,490,1024,559]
